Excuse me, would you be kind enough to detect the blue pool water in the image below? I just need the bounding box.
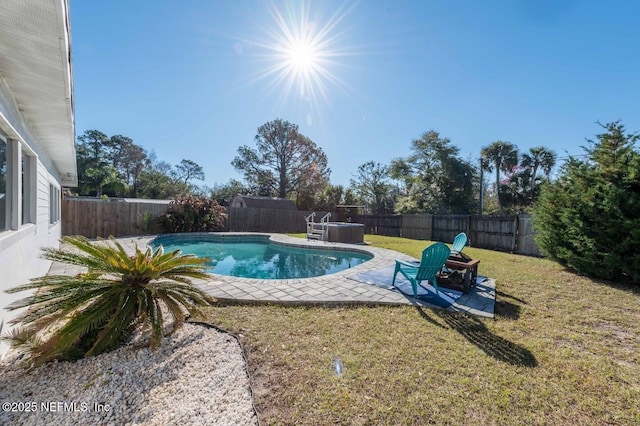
[151,236,372,279]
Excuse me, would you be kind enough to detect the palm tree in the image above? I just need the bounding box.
[4,236,214,366]
[480,141,519,212]
[520,146,556,200]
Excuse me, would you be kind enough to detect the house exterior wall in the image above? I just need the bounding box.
[0,0,75,357]
[0,94,63,357]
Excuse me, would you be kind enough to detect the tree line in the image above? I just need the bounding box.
[74,130,207,198]
[227,118,556,214]
[73,120,556,215]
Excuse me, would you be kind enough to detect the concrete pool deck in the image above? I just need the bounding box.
[48,234,495,318]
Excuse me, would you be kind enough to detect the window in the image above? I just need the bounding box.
[0,139,6,232]
[0,138,38,231]
[49,184,60,224]
[22,150,35,225]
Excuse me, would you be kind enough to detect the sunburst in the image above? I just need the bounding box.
[287,40,317,72]
[247,1,356,108]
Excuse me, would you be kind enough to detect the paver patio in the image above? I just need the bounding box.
[48,234,496,318]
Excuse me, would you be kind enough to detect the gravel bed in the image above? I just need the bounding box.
[0,323,258,426]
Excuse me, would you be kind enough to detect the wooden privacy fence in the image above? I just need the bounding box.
[431,215,472,244]
[62,198,542,256]
[62,198,170,238]
[517,215,539,256]
[63,198,328,237]
[225,207,330,233]
[354,213,541,256]
[354,215,403,237]
[470,216,520,252]
[432,215,521,253]
[401,214,433,240]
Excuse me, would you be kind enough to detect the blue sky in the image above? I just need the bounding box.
[71,0,640,188]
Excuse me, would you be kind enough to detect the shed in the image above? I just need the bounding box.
[230,195,297,210]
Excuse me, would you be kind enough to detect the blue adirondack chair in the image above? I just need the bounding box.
[392,242,451,297]
[451,232,468,255]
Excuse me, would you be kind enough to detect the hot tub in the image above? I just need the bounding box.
[326,222,365,244]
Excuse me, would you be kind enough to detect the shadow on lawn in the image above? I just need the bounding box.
[495,299,522,320]
[496,290,528,305]
[416,307,538,367]
[494,290,526,320]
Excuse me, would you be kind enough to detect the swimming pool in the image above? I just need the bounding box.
[150,234,372,279]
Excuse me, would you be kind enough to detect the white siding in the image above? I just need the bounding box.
[0,0,75,357]
[0,162,60,356]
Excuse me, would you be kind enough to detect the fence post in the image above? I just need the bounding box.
[465,215,470,239]
[512,215,519,253]
[469,215,476,248]
[430,215,434,241]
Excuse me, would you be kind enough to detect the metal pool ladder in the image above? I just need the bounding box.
[305,212,331,241]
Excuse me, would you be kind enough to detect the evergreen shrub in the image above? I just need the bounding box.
[534,122,640,285]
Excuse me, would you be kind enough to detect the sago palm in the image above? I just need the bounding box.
[4,236,214,366]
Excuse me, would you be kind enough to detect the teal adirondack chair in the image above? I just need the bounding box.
[451,232,468,255]
[392,242,451,297]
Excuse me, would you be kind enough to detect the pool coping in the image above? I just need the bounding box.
[49,233,495,318]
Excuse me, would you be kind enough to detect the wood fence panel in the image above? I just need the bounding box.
[431,215,469,244]
[401,214,432,240]
[517,214,542,256]
[227,208,247,231]
[260,208,269,232]
[352,215,402,237]
[61,198,72,235]
[62,198,170,238]
[226,207,323,233]
[469,216,518,252]
[132,202,167,235]
[94,201,103,237]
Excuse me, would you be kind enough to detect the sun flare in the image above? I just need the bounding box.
[287,41,317,72]
[246,1,356,108]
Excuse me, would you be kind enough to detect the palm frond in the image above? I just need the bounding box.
[162,290,208,317]
[5,273,102,295]
[146,297,164,349]
[11,284,115,327]
[22,277,113,300]
[154,293,188,338]
[86,290,138,357]
[1,326,43,364]
[155,281,215,305]
[33,287,124,361]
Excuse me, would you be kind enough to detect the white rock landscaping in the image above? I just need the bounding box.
[0,323,258,426]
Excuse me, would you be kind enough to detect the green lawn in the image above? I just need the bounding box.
[196,235,640,425]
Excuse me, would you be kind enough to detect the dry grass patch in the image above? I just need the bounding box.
[194,235,640,425]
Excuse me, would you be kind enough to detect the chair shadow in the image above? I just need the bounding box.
[495,290,528,305]
[494,299,522,320]
[494,290,526,320]
[416,307,537,367]
[413,305,448,329]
